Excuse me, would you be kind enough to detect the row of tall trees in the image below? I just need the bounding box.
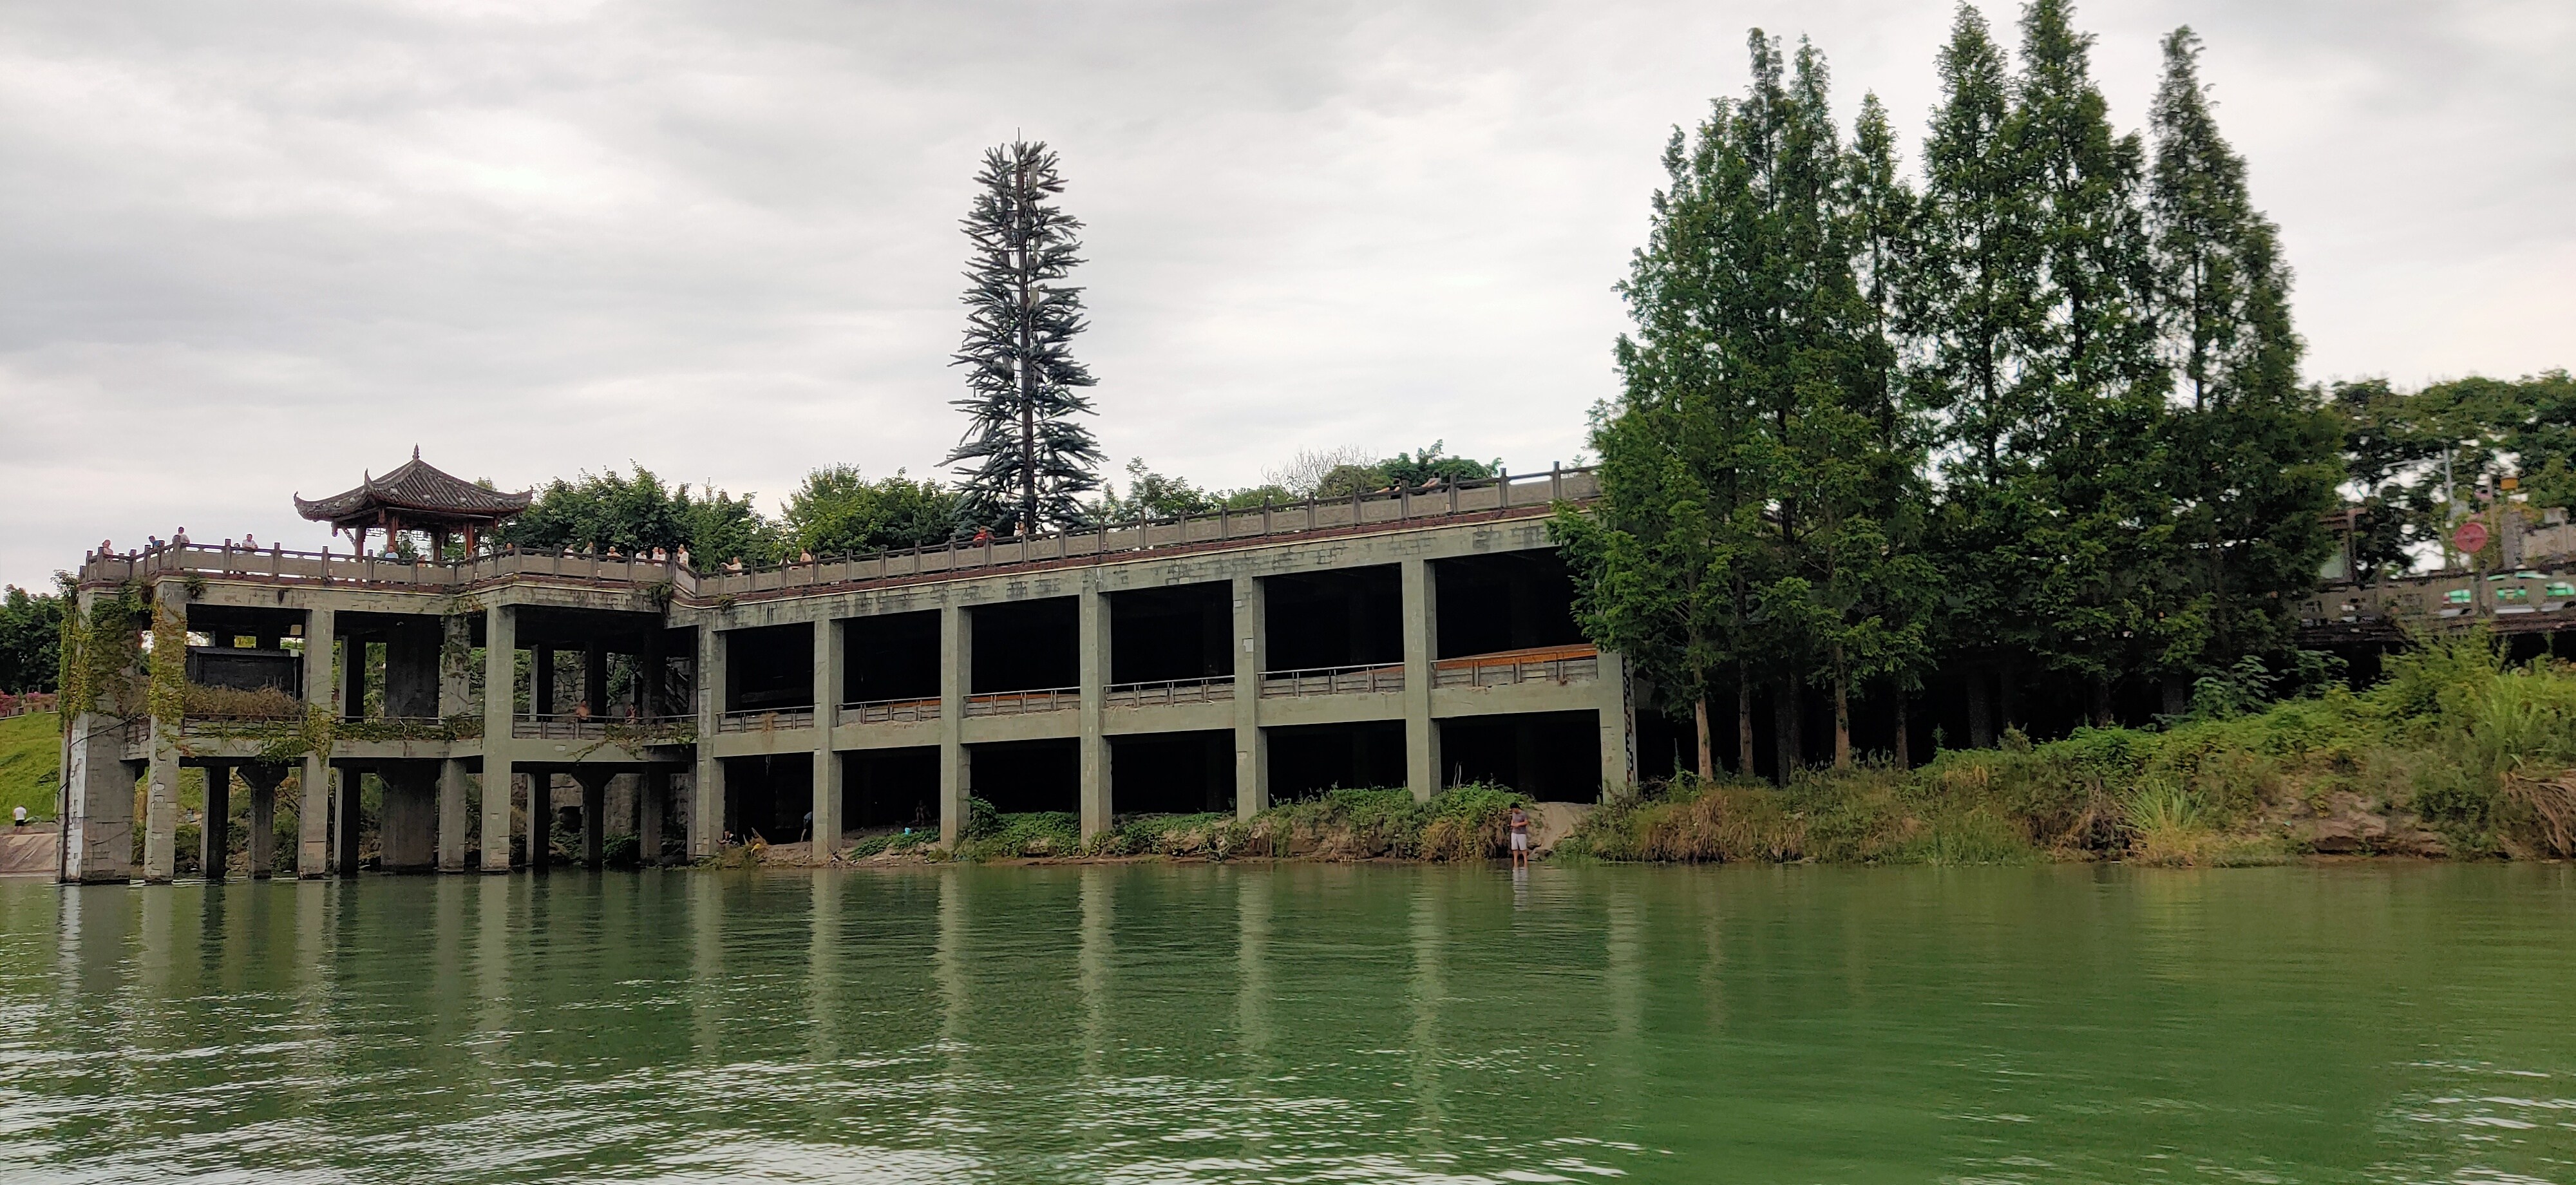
[1558,3,2342,777]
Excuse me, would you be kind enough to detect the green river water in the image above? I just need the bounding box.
[0,863,2571,1183]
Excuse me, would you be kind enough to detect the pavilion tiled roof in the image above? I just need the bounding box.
[293,449,533,527]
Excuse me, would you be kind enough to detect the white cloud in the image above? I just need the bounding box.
[1,0,2569,587]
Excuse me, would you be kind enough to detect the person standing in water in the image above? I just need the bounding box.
[1506,804,1531,867]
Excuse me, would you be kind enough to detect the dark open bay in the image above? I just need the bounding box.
[1,863,2571,1183]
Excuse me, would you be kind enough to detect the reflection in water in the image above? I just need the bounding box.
[1,865,2573,1184]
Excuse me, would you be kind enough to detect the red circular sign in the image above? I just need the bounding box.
[2453,520,2490,555]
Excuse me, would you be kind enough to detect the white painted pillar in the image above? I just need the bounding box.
[1231,574,1267,820]
[1400,557,1439,803]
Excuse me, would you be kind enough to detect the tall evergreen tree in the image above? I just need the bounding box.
[2008,0,2184,726]
[1910,4,2042,741]
[2150,27,2340,679]
[1558,69,1781,780]
[947,140,1104,534]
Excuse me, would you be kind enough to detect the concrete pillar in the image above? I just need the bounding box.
[691,625,724,858]
[576,769,612,869]
[938,603,969,848]
[583,642,608,718]
[299,606,336,878]
[142,580,187,883]
[60,699,135,883]
[528,773,555,873]
[480,603,516,874]
[1078,587,1108,842]
[243,764,283,878]
[812,619,843,860]
[639,767,668,865]
[343,635,368,721]
[1596,649,1637,800]
[437,759,471,871]
[440,615,472,721]
[1400,558,1439,803]
[1231,574,1267,820]
[381,764,437,872]
[201,763,231,880]
[533,643,556,719]
[332,770,363,875]
[386,623,439,718]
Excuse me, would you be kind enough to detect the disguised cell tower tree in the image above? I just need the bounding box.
[947,140,1105,535]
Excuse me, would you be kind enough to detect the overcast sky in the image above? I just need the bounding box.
[2,0,2569,589]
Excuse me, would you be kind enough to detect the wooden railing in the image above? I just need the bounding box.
[963,688,1077,718]
[844,697,940,724]
[716,707,815,734]
[1104,678,1235,708]
[76,465,1600,598]
[1431,645,1600,689]
[515,714,696,741]
[1260,664,1404,698]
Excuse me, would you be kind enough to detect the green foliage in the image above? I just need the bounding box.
[497,465,776,567]
[956,811,1081,860]
[779,465,960,556]
[1090,459,1293,522]
[0,584,64,694]
[1312,442,1501,499]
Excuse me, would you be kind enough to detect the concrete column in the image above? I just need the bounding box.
[480,603,516,873]
[440,615,472,720]
[142,580,187,883]
[436,759,471,871]
[1596,649,1637,800]
[299,606,336,878]
[576,769,612,869]
[332,770,363,875]
[1078,586,1108,842]
[639,767,668,865]
[385,623,439,718]
[381,764,437,872]
[1400,558,1439,803]
[532,643,555,719]
[343,635,368,721]
[583,642,609,718]
[812,620,843,860]
[201,763,231,881]
[938,603,968,848]
[60,707,134,882]
[243,764,283,879]
[1231,574,1267,820]
[528,773,555,873]
[690,625,724,857]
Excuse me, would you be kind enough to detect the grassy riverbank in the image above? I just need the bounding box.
[0,712,57,822]
[880,634,2576,867]
[1566,634,2576,866]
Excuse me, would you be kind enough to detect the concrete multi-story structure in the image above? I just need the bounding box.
[57,457,1630,883]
